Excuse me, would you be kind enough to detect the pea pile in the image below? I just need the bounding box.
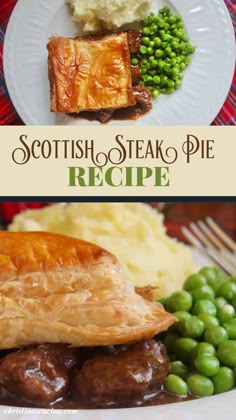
[132,6,195,98]
[158,267,236,398]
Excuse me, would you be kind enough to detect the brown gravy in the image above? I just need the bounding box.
[0,387,195,410]
[70,99,152,124]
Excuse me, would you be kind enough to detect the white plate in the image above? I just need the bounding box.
[3,0,235,126]
[0,250,235,419]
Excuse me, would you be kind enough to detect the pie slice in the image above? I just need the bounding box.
[47,33,135,113]
[0,231,176,349]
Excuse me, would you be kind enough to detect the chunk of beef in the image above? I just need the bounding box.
[74,340,169,404]
[0,344,79,403]
[128,30,142,53]
[96,109,114,123]
[133,84,152,106]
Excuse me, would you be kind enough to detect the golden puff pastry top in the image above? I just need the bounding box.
[0,231,175,350]
[47,34,135,113]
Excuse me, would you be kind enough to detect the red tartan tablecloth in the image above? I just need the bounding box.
[0,0,235,125]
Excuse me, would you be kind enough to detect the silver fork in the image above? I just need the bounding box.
[181,217,236,276]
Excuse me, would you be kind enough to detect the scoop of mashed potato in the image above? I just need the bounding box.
[66,0,152,33]
[9,203,197,298]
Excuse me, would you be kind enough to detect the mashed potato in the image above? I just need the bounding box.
[9,203,197,298]
[66,0,152,33]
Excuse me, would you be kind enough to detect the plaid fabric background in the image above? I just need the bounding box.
[0,0,235,125]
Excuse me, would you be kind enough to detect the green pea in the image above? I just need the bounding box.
[140,45,147,54]
[212,367,235,394]
[166,87,175,94]
[166,80,175,89]
[155,49,164,58]
[171,41,180,50]
[187,374,214,397]
[199,267,220,282]
[163,333,180,352]
[141,37,150,46]
[176,15,183,22]
[152,75,160,85]
[198,313,219,329]
[152,89,160,98]
[178,316,204,338]
[158,60,165,70]
[215,297,228,310]
[164,47,172,56]
[218,304,235,324]
[175,79,182,89]
[161,6,171,15]
[150,24,158,35]
[169,67,180,79]
[184,56,192,65]
[194,354,220,377]
[224,318,236,339]
[170,58,177,66]
[192,299,217,316]
[173,311,192,322]
[150,59,158,68]
[157,297,168,306]
[164,374,188,395]
[170,360,189,378]
[160,75,168,86]
[177,21,184,29]
[191,285,215,302]
[184,273,207,291]
[142,27,150,36]
[175,338,198,362]
[131,58,139,66]
[153,37,162,47]
[217,340,236,367]
[191,342,216,364]
[161,34,172,42]
[161,41,168,49]
[142,75,152,83]
[204,326,228,347]
[216,281,236,301]
[157,19,165,28]
[164,63,171,72]
[205,270,228,292]
[166,291,192,313]
[146,47,154,55]
[184,45,196,54]
[179,62,186,71]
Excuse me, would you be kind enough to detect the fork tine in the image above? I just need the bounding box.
[190,222,214,249]
[207,248,235,276]
[190,220,236,272]
[206,217,236,252]
[197,220,229,252]
[181,226,236,275]
[181,226,230,274]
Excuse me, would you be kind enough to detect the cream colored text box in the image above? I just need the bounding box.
[0,126,234,197]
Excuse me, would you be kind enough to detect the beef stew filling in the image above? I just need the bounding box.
[0,340,193,409]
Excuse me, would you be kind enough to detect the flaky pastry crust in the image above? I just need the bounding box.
[0,232,175,349]
[47,34,135,113]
